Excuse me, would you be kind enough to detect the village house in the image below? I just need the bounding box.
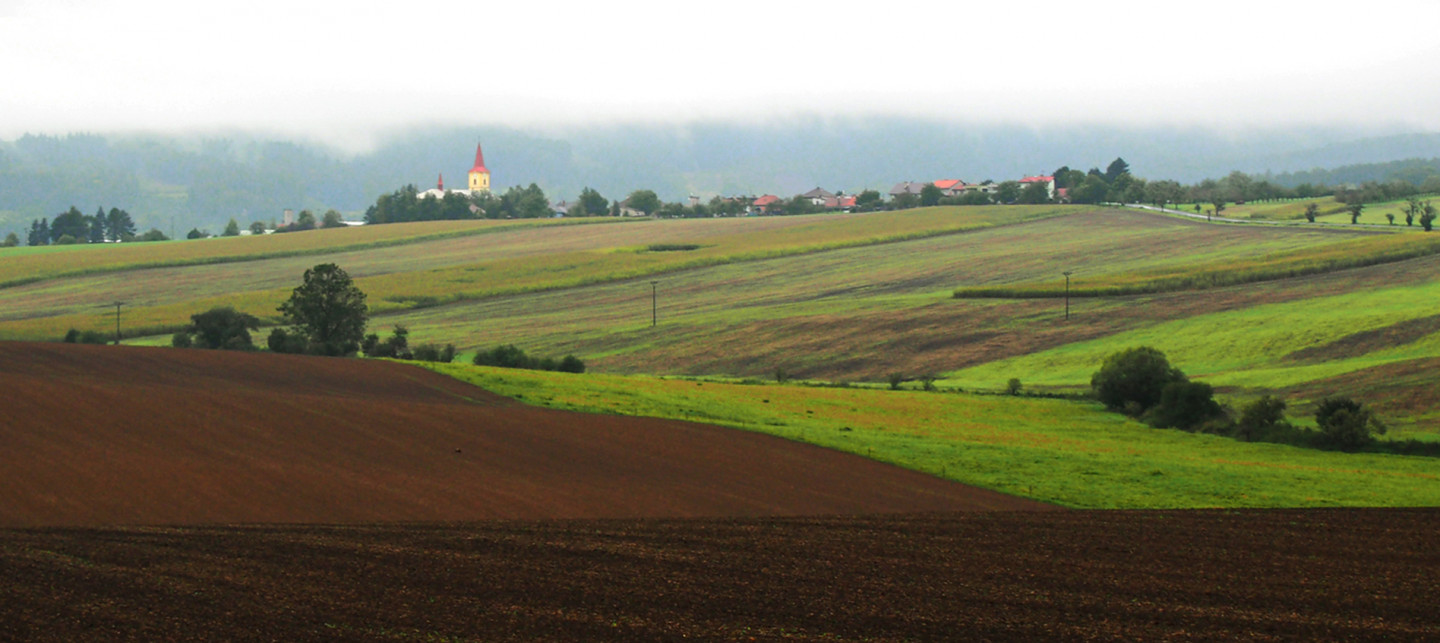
[1019,175,1056,199]
[752,194,781,214]
[801,187,835,206]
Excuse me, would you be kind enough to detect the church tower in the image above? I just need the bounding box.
[467,143,491,193]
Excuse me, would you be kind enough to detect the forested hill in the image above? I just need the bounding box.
[3,123,1438,235]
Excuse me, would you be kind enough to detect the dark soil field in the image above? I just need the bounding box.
[3,509,1437,641]
[5,342,1437,640]
[0,342,1048,528]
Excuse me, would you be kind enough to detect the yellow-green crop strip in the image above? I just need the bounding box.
[0,217,617,289]
[0,205,1075,340]
[422,363,1440,509]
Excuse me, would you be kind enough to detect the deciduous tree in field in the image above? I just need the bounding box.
[920,183,943,207]
[1315,397,1386,450]
[173,306,261,350]
[1,232,17,247]
[576,187,609,216]
[223,219,241,236]
[1421,202,1436,232]
[626,189,661,216]
[1304,203,1318,223]
[275,263,369,356]
[1091,346,1187,415]
[1348,203,1364,224]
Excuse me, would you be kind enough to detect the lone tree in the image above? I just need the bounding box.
[1091,346,1188,415]
[1303,203,1319,223]
[1348,203,1364,224]
[274,263,368,356]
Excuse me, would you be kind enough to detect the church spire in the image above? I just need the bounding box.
[437,173,444,190]
[471,143,488,174]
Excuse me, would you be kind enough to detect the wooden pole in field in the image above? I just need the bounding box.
[650,281,658,327]
[1062,272,1072,321]
[111,301,125,344]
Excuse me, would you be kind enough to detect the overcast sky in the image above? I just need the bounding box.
[4,0,1439,152]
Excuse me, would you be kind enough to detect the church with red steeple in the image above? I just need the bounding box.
[417,143,491,199]
[468,143,490,193]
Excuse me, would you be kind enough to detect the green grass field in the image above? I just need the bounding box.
[423,363,1440,509]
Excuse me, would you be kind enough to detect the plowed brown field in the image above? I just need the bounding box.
[0,342,1050,528]
[3,509,1437,641]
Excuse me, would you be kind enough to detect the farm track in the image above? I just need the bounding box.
[0,342,1050,528]
[2,509,1436,641]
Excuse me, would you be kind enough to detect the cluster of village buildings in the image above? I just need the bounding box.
[715,175,1061,215]
[415,144,1064,218]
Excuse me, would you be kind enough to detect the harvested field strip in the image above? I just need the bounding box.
[0,218,607,289]
[954,228,1440,298]
[426,364,1440,508]
[2,509,1436,641]
[0,342,1046,529]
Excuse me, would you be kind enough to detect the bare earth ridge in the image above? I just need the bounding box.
[0,341,1051,528]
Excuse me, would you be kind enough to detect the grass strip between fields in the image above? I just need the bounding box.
[953,231,1440,299]
[421,363,1440,510]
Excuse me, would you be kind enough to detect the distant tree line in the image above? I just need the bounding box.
[24,206,143,246]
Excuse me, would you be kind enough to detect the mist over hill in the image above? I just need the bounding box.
[2,121,1438,235]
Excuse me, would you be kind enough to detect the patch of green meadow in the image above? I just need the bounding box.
[422,363,1440,509]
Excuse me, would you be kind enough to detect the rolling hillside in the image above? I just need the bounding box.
[4,204,1440,436]
[0,341,1046,528]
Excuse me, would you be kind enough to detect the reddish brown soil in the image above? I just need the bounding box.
[3,509,1437,641]
[0,342,1051,528]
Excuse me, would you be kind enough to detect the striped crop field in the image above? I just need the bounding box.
[0,218,598,288]
[424,363,1440,509]
[0,206,1072,339]
[952,226,1440,298]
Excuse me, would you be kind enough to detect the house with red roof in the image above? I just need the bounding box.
[1019,175,1056,199]
[752,194,781,214]
[932,179,967,196]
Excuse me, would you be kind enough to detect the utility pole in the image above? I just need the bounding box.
[111,301,125,345]
[650,281,658,327]
[1062,271,1073,321]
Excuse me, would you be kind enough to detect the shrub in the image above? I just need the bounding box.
[474,344,531,368]
[1090,346,1187,415]
[472,344,584,373]
[1006,378,1023,396]
[1235,395,1291,442]
[918,374,938,392]
[558,355,586,373]
[62,328,110,344]
[410,343,456,363]
[267,328,308,354]
[1145,381,1225,431]
[173,306,260,350]
[887,372,905,390]
[1315,397,1386,450]
[363,326,411,359]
